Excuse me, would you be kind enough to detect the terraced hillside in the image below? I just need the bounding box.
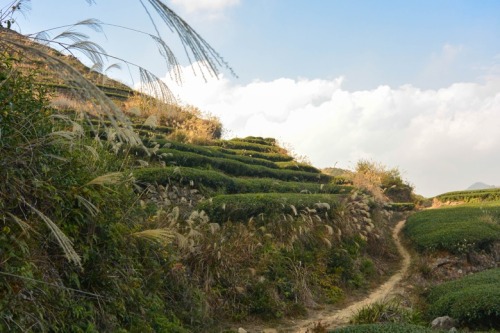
[133,129,352,221]
[0,40,408,332]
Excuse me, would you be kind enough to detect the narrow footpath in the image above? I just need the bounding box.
[243,220,411,333]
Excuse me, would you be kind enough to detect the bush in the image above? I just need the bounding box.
[403,202,500,254]
[196,193,341,222]
[210,146,294,162]
[211,138,285,153]
[145,138,279,169]
[231,136,277,146]
[155,149,331,182]
[134,167,353,196]
[276,161,320,173]
[385,202,415,212]
[436,188,500,203]
[331,323,440,333]
[350,298,422,325]
[426,268,500,329]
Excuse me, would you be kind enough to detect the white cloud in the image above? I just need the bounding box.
[164,65,500,197]
[169,0,240,18]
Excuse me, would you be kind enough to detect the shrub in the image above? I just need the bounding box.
[145,138,279,169]
[210,146,294,162]
[426,268,500,329]
[211,138,285,153]
[331,323,440,333]
[403,202,500,254]
[155,149,331,182]
[196,193,340,222]
[276,161,320,173]
[385,202,415,212]
[133,167,352,196]
[350,298,422,325]
[436,188,500,203]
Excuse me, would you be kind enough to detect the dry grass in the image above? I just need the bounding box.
[123,95,222,143]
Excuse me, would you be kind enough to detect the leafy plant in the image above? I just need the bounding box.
[403,202,500,254]
[426,268,500,329]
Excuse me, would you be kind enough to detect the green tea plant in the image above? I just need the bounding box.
[426,268,500,329]
[403,202,500,254]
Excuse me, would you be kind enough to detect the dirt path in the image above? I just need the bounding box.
[241,220,411,333]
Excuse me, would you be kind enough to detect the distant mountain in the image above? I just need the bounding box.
[467,182,496,190]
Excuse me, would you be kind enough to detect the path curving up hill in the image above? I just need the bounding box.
[244,220,411,333]
[296,220,411,332]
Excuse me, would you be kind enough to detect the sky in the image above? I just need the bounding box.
[11,0,500,197]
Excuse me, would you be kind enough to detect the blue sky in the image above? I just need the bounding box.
[12,0,500,196]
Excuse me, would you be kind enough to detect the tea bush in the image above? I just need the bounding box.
[426,268,500,329]
[155,149,331,182]
[134,167,352,195]
[403,202,500,253]
[436,188,500,203]
[196,193,341,222]
[210,146,294,162]
[212,138,284,153]
[144,138,279,169]
[276,161,321,173]
[331,323,441,333]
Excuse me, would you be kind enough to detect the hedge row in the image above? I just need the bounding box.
[210,146,294,162]
[156,149,331,183]
[211,139,284,153]
[275,161,320,173]
[436,188,500,203]
[89,119,174,135]
[144,138,279,169]
[427,268,500,329]
[133,167,352,195]
[331,323,441,333]
[231,136,277,146]
[403,202,500,254]
[196,193,341,222]
[385,202,415,212]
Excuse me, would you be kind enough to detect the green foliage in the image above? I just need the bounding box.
[276,161,320,173]
[426,268,500,329]
[212,138,284,153]
[153,148,331,182]
[0,55,193,332]
[134,166,352,195]
[351,298,423,325]
[144,138,279,169]
[210,145,294,162]
[403,202,500,254]
[385,202,415,212]
[436,188,500,203]
[231,136,277,146]
[331,323,441,333]
[196,193,340,222]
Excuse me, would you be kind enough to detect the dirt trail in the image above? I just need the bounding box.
[242,220,411,333]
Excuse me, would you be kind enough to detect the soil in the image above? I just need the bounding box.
[235,220,411,333]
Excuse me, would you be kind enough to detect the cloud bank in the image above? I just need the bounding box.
[164,66,500,197]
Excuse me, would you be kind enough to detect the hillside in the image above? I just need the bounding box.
[3,27,498,333]
[0,31,416,333]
